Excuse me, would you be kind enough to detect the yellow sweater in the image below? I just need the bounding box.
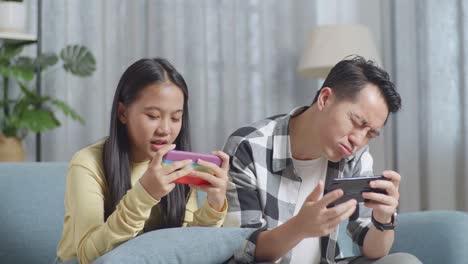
[56,141,227,264]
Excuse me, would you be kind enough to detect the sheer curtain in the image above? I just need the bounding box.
[393,0,468,212]
[26,0,464,213]
[22,0,320,161]
[25,0,393,164]
[23,0,399,187]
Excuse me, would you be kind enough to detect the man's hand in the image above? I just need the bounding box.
[362,170,400,223]
[255,179,357,262]
[294,179,357,239]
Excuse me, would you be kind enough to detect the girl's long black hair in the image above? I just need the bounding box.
[103,58,191,229]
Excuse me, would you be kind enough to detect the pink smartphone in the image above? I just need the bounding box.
[162,150,222,185]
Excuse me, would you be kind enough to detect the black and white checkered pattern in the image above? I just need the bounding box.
[223,107,375,264]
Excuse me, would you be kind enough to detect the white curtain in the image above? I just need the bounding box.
[22,0,321,161]
[393,0,468,212]
[22,0,399,194]
[27,0,467,213]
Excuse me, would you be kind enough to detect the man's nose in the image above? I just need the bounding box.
[350,129,368,149]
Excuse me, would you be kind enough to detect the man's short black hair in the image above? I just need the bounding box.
[312,55,401,113]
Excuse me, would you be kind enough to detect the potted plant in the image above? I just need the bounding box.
[0,0,26,33]
[0,42,96,161]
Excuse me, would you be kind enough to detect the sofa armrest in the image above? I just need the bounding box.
[391,210,468,264]
[0,162,69,264]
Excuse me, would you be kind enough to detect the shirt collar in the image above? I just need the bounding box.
[271,106,308,173]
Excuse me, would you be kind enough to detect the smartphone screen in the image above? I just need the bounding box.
[325,175,389,207]
[162,150,222,185]
[163,150,222,166]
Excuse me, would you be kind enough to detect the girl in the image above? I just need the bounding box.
[55,58,229,264]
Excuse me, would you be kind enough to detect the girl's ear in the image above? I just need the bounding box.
[317,87,334,111]
[117,102,128,124]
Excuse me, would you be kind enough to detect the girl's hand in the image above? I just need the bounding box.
[189,151,229,211]
[139,144,193,200]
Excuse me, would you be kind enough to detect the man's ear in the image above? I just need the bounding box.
[117,102,128,124]
[317,87,334,111]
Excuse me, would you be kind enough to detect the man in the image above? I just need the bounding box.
[223,56,421,264]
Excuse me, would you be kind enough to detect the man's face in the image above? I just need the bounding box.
[316,84,389,162]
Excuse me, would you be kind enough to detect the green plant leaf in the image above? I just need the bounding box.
[1,43,92,137]
[1,115,19,137]
[0,44,23,60]
[60,45,96,77]
[2,125,18,138]
[35,53,58,71]
[11,97,28,117]
[19,108,60,133]
[0,57,10,77]
[17,82,38,99]
[11,56,35,82]
[0,65,10,77]
[51,99,85,124]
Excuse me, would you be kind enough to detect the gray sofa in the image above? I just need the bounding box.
[1,162,467,264]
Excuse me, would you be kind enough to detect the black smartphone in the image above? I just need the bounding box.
[325,175,390,207]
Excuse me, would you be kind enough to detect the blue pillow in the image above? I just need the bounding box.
[93,227,255,264]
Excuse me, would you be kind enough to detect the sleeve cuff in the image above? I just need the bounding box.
[132,180,160,208]
[190,198,227,227]
[202,197,228,218]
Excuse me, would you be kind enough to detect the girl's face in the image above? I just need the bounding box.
[118,82,185,162]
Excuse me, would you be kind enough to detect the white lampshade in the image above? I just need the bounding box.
[297,24,381,79]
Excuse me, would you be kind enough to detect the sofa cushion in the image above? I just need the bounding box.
[93,227,256,264]
[0,162,69,264]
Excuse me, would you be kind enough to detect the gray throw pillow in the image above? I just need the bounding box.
[93,227,256,264]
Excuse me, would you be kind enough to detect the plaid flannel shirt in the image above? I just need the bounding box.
[223,106,375,264]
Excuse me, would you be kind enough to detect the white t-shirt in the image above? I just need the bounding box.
[290,156,328,264]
